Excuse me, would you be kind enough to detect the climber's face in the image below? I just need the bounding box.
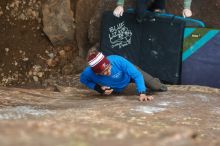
[99,64,111,76]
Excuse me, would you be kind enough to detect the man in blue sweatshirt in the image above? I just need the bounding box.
[80,49,167,102]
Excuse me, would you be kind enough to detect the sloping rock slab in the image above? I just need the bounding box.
[0,83,220,146]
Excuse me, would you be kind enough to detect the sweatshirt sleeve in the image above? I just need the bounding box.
[80,69,96,90]
[116,56,147,93]
[184,0,192,9]
[117,0,125,6]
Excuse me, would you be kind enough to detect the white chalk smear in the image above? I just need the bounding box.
[211,107,220,115]
[157,101,170,106]
[131,106,165,115]
[0,106,54,120]
[157,101,183,107]
[193,94,209,102]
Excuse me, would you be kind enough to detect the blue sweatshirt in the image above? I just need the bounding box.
[80,55,147,93]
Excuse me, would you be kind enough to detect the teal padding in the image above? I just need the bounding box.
[126,8,205,27]
[184,28,196,38]
[182,30,219,61]
[159,13,205,28]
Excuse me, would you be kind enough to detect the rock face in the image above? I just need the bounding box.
[0,82,220,146]
[75,0,100,57]
[42,0,75,46]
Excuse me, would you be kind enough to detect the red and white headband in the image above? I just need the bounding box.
[88,52,104,67]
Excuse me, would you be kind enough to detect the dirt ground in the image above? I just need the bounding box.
[0,0,82,88]
[0,0,47,85]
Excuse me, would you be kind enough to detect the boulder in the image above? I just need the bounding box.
[42,0,75,46]
[75,0,100,57]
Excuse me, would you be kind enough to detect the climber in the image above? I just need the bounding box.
[80,48,167,102]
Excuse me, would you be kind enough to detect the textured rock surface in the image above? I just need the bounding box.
[75,0,100,57]
[0,78,220,146]
[42,0,75,46]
